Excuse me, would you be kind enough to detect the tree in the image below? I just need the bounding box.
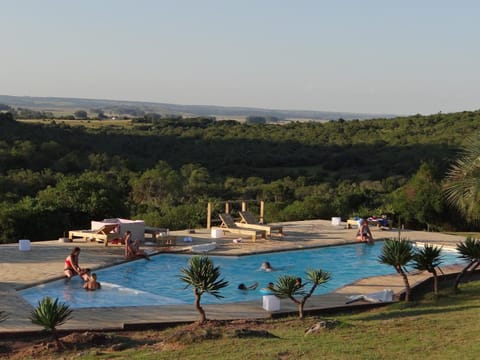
[378,239,413,301]
[180,163,211,201]
[389,162,444,230]
[37,171,128,228]
[444,135,480,222]
[73,110,88,119]
[29,297,73,348]
[131,161,181,208]
[0,112,15,125]
[245,116,266,124]
[179,256,228,323]
[412,244,444,295]
[271,269,331,319]
[453,237,480,290]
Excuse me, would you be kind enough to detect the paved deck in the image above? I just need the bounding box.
[0,219,467,334]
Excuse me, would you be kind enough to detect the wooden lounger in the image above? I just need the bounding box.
[218,213,266,242]
[236,211,284,238]
[346,219,360,229]
[68,224,120,247]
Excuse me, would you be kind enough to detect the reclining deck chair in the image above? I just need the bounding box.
[218,213,266,242]
[237,211,284,238]
[68,224,120,247]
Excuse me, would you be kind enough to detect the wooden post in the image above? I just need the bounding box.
[260,201,265,224]
[241,201,247,212]
[207,202,212,230]
[225,201,230,214]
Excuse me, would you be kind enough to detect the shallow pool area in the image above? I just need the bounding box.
[20,243,462,309]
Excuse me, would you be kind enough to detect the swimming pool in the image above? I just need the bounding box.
[20,243,462,309]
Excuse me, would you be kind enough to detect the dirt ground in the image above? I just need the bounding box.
[0,319,279,359]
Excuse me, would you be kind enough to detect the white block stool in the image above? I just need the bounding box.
[19,239,31,251]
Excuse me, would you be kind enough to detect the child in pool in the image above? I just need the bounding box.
[260,282,275,294]
[260,261,274,272]
[83,273,101,291]
[238,282,258,290]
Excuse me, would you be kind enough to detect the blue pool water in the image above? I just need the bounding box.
[20,243,462,309]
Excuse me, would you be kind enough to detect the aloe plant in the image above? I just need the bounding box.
[29,297,73,348]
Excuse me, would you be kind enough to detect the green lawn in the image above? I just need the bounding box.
[74,280,480,360]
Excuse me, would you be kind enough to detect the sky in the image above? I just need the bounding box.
[1,0,479,116]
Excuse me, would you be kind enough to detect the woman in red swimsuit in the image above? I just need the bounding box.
[64,247,87,279]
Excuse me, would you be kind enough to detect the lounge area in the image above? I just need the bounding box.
[218,213,267,242]
[68,218,146,246]
[68,224,120,246]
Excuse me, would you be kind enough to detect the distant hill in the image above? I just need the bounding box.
[0,94,396,121]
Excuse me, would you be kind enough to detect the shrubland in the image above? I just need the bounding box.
[1,110,480,242]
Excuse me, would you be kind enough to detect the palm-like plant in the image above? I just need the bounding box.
[453,237,480,290]
[378,239,413,301]
[412,244,444,295]
[29,296,73,348]
[271,269,331,319]
[443,135,480,222]
[179,255,229,323]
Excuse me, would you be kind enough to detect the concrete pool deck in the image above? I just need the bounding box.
[0,219,468,334]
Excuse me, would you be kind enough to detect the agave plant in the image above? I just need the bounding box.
[179,255,229,323]
[271,269,331,319]
[453,237,480,290]
[378,239,413,301]
[29,296,73,348]
[412,244,444,295]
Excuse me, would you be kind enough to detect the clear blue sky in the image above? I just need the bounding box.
[1,0,479,115]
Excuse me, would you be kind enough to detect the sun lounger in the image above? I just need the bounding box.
[218,213,266,242]
[346,219,360,229]
[68,224,120,247]
[236,211,284,238]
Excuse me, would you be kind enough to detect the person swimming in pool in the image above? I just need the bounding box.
[260,282,275,294]
[260,261,274,272]
[83,273,101,291]
[238,282,258,290]
[294,277,303,290]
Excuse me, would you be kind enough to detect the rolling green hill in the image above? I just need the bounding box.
[0,109,478,242]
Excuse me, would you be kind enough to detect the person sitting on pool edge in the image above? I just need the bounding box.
[238,282,258,290]
[84,273,101,291]
[356,218,374,244]
[125,237,151,261]
[64,247,89,279]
